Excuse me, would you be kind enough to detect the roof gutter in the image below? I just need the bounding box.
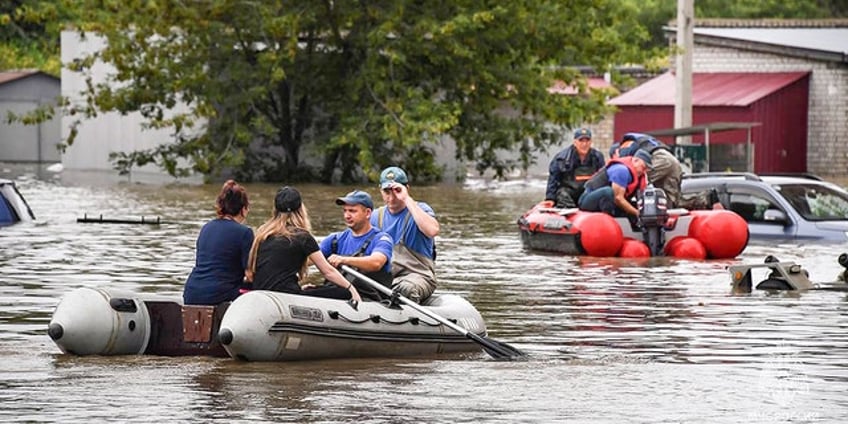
[662,26,848,64]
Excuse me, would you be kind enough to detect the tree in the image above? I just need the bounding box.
[0,1,79,75]
[63,0,651,183]
[627,0,848,51]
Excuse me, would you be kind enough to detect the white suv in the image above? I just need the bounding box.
[681,173,848,241]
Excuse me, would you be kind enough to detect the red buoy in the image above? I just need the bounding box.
[619,238,650,257]
[571,212,623,257]
[665,236,707,259]
[687,210,749,259]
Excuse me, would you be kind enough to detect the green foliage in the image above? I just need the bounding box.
[64,0,651,182]
[624,0,848,49]
[694,0,841,19]
[13,0,845,182]
[0,0,79,75]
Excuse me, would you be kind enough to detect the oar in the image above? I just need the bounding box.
[341,265,526,360]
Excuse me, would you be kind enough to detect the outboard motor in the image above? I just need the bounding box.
[839,253,848,282]
[637,184,669,256]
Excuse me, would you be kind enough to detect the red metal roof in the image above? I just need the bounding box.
[609,71,810,106]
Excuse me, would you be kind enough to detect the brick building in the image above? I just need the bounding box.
[667,19,848,177]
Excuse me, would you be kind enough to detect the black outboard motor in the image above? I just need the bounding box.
[839,253,848,282]
[637,184,669,256]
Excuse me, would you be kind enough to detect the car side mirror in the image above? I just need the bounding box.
[763,208,788,224]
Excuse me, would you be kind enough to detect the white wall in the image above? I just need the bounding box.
[60,31,201,181]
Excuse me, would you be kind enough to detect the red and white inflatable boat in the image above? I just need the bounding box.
[516,199,749,259]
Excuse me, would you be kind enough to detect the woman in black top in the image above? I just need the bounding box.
[246,186,361,302]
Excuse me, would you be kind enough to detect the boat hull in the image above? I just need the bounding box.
[219,290,486,361]
[518,228,583,255]
[48,288,487,361]
[517,202,748,258]
[48,287,229,357]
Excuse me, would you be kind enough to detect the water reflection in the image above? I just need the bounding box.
[1,166,848,421]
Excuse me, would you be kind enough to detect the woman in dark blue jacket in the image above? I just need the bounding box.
[183,180,254,305]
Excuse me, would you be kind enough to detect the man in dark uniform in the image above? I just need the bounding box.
[545,127,606,208]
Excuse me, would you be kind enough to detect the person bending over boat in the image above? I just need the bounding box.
[246,186,361,302]
[544,127,606,208]
[615,133,682,208]
[184,180,254,305]
[319,190,394,301]
[578,149,651,218]
[372,166,439,304]
[613,133,723,210]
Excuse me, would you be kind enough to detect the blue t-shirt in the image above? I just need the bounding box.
[184,219,254,305]
[371,204,436,260]
[606,163,634,189]
[319,227,394,273]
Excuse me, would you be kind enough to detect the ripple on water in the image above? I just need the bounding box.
[1,174,848,422]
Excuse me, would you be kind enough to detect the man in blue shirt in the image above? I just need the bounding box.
[616,132,682,207]
[320,190,394,300]
[371,166,440,303]
[578,150,652,218]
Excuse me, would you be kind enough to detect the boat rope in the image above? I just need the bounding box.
[327,310,441,326]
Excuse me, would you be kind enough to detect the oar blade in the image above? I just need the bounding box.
[340,265,528,360]
[467,332,526,360]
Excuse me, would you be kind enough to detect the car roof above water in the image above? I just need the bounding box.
[682,172,838,189]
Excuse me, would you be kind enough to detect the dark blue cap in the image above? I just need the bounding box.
[335,190,374,209]
[633,149,654,169]
[609,143,620,157]
[573,128,592,140]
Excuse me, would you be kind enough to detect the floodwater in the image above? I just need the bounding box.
[2,165,848,423]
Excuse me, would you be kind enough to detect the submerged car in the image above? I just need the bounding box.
[681,173,848,241]
[0,179,35,226]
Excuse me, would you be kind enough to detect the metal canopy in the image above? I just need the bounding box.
[646,122,761,172]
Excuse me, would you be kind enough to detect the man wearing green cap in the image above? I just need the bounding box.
[371,166,440,303]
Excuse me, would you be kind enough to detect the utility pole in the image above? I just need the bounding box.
[675,0,694,145]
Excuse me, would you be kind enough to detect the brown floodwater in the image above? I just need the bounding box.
[2,164,848,422]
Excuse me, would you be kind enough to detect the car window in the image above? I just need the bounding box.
[727,192,782,223]
[775,184,848,221]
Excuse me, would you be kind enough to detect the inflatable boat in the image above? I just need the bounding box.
[48,287,229,357]
[517,186,748,259]
[48,288,487,361]
[219,290,486,361]
[0,179,35,226]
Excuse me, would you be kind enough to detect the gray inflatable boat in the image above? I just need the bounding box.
[47,287,486,361]
[218,290,487,361]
